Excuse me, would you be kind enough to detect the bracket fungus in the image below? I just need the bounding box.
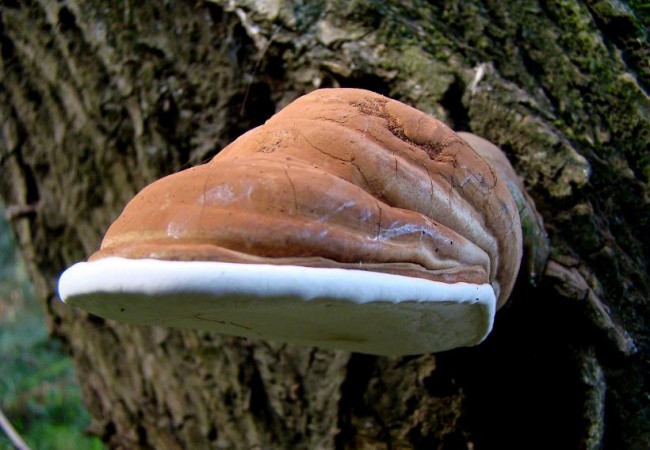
[59,88,527,356]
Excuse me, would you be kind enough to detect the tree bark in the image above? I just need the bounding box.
[1,1,648,449]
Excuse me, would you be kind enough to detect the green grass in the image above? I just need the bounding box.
[0,207,104,450]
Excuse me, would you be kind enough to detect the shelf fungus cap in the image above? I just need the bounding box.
[59,88,523,356]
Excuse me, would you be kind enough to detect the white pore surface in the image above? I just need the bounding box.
[58,257,497,356]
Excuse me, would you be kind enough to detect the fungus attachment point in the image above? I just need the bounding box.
[58,88,523,356]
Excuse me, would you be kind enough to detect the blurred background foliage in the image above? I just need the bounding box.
[0,204,103,450]
[629,0,650,27]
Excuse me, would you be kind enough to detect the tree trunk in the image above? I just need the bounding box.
[1,1,648,449]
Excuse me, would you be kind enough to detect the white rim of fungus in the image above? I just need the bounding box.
[58,257,497,356]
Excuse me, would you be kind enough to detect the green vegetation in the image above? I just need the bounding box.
[628,0,650,29]
[0,207,104,450]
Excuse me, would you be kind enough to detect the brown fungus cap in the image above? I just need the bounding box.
[93,89,522,308]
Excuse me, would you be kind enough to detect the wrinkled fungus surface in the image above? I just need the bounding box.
[94,89,521,307]
[59,88,523,355]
